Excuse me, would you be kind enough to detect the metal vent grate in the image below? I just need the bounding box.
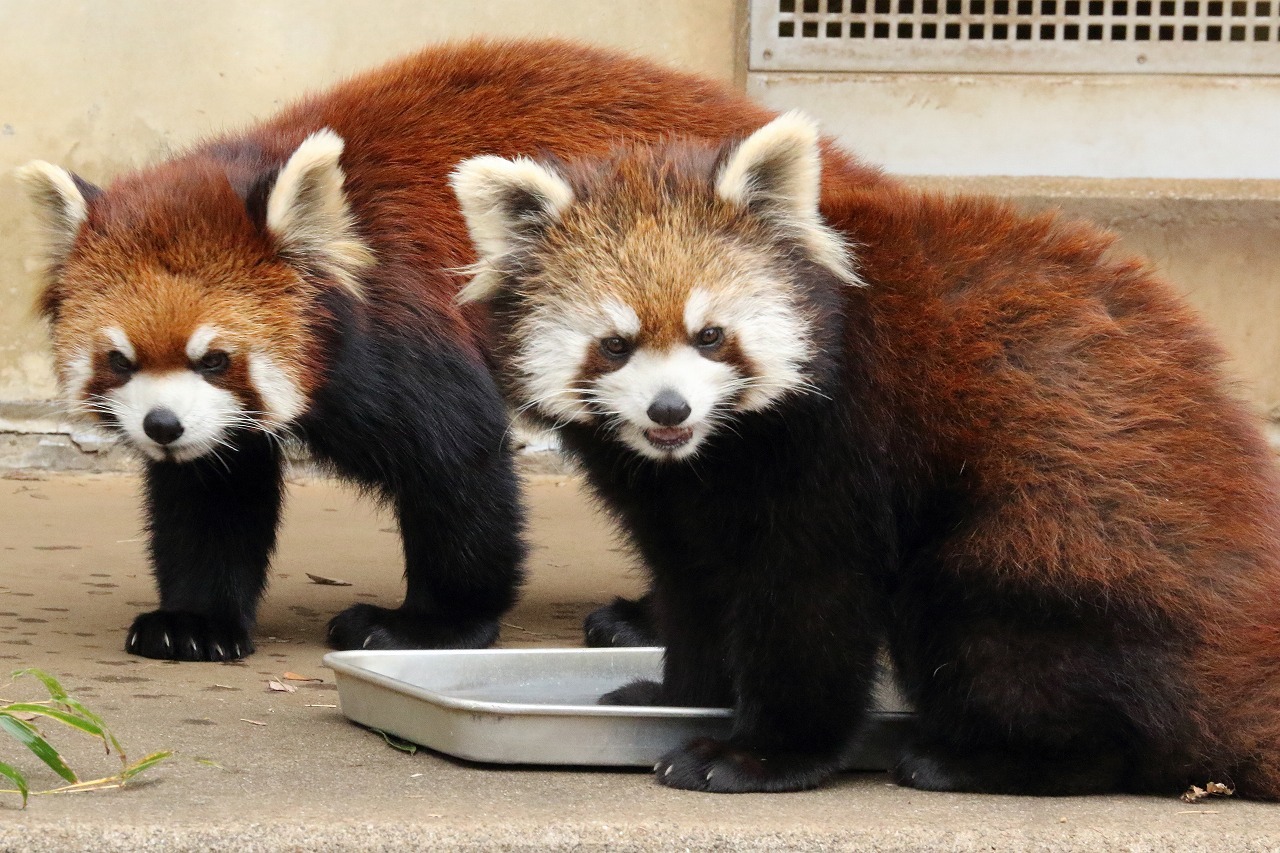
[752,0,1280,71]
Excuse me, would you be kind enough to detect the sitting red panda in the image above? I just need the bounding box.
[16,41,886,662]
[450,113,1280,796]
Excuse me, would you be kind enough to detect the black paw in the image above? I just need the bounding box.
[584,596,658,647]
[654,737,837,793]
[891,744,964,791]
[126,610,253,662]
[598,678,664,706]
[326,603,500,650]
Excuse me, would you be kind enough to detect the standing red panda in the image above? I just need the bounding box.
[16,41,887,662]
[450,113,1280,796]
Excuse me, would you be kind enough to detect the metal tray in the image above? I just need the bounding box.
[324,647,915,769]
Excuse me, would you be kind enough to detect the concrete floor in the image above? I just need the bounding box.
[1,471,1279,851]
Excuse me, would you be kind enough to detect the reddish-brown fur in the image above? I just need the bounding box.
[48,39,883,394]
[474,133,1280,795]
[32,40,893,662]
[828,184,1280,796]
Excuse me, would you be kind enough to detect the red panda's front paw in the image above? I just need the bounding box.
[654,737,838,793]
[583,596,658,647]
[598,678,664,706]
[326,603,501,651]
[126,610,253,661]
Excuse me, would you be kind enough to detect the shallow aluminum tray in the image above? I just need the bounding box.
[325,647,915,769]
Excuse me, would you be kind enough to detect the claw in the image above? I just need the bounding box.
[188,637,198,655]
[162,632,172,651]
[706,769,715,782]
[362,634,374,649]
[233,643,242,659]
[212,643,225,659]
[127,632,137,650]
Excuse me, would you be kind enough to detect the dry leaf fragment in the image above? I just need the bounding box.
[305,573,352,587]
[1181,781,1235,803]
[282,672,323,683]
[267,680,297,693]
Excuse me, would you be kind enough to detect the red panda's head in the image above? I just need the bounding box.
[452,113,858,461]
[16,130,372,463]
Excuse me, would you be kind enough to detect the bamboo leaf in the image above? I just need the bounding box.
[0,759,29,807]
[120,750,172,782]
[2,704,104,739]
[53,696,123,759]
[10,669,68,701]
[0,713,78,783]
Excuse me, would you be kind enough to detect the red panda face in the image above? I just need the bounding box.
[56,278,309,463]
[453,112,859,462]
[500,249,821,461]
[18,130,371,464]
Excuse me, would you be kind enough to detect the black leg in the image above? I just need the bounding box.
[892,739,1132,796]
[655,577,881,793]
[130,431,284,661]
[584,593,658,647]
[326,448,526,650]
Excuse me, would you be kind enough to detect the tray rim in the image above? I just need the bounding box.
[323,647,738,720]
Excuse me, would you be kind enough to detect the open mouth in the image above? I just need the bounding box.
[644,426,694,451]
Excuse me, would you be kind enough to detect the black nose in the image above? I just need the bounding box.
[142,408,184,445]
[647,389,691,426]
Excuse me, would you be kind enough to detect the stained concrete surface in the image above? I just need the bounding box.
[1,471,1279,851]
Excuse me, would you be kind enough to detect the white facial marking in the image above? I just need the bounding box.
[185,325,222,361]
[103,326,136,362]
[593,347,738,461]
[104,371,240,463]
[62,350,93,408]
[248,352,305,426]
[683,289,714,337]
[516,296,640,426]
[705,286,814,413]
[602,297,641,339]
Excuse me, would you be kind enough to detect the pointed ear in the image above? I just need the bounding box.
[267,129,373,299]
[449,155,574,303]
[715,111,859,285]
[15,161,98,275]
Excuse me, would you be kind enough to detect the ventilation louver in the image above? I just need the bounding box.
[751,0,1280,72]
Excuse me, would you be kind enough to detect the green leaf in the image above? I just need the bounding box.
[1,704,104,739]
[0,759,29,808]
[120,750,172,782]
[0,712,78,783]
[374,729,418,754]
[52,696,123,759]
[11,669,68,702]
[8,669,123,759]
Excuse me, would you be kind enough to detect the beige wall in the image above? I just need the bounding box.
[0,0,744,401]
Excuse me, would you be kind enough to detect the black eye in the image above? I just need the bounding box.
[198,351,230,374]
[107,350,134,375]
[600,337,632,359]
[696,327,724,348]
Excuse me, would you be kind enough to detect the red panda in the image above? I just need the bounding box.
[450,113,1280,796]
[16,41,887,662]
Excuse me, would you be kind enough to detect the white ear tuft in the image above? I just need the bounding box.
[450,155,574,303]
[715,111,859,285]
[15,160,91,273]
[267,129,374,299]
